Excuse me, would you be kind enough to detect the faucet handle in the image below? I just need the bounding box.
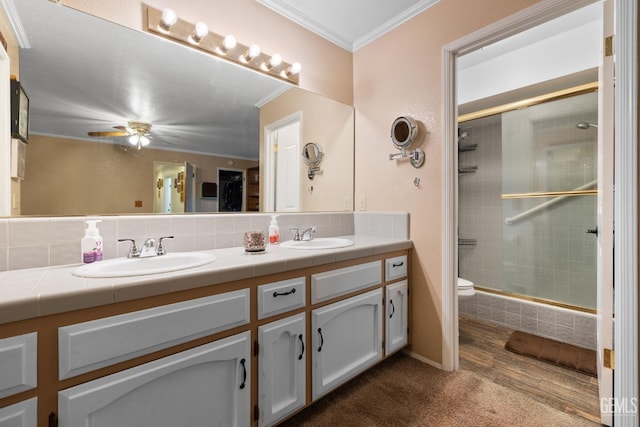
[157,236,175,255]
[289,228,301,241]
[118,238,139,258]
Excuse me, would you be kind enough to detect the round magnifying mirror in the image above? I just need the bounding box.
[390,116,418,149]
[302,142,323,166]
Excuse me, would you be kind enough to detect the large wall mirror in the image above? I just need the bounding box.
[8,0,354,216]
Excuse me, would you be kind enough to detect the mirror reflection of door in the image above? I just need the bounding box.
[154,161,186,214]
[264,113,301,212]
[218,169,245,212]
[184,162,196,213]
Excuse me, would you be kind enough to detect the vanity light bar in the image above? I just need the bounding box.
[146,6,300,85]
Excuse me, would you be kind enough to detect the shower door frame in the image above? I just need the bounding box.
[441,0,637,425]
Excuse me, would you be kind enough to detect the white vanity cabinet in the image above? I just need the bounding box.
[58,331,251,427]
[385,280,409,355]
[311,288,383,400]
[257,313,306,427]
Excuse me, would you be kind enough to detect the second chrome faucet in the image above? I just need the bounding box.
[289,226,316,241]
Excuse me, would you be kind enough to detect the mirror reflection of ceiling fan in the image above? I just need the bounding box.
[88,120,152,150]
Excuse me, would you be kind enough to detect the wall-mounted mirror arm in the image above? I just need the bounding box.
[302,142,324,180]
[388,116,424,168]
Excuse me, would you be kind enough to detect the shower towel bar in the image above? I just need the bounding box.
[458,166,478,174]
[458,238,477,246]
[458,143,478,152]
[505,179,597,225]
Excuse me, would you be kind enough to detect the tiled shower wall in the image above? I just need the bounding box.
[458,116,503,289]
[460,290,597,350]
[0,211,409,272]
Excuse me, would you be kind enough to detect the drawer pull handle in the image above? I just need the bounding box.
[298,334,305,360]
[317,328,324,352]
[239,358,247,389]
[392,261,404,268]
[389,299,395,318]
[273,288,296,297]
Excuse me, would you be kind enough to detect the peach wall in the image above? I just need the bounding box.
[260,88,354,212]
[21,135,257,216]
[353,0,541,364]
[60,0,353,105]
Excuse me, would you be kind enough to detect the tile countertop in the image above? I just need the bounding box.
[0,235,412,325]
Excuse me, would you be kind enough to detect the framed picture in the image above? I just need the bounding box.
[10,79,29,143]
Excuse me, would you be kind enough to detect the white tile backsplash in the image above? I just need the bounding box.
[460,290,596,350]
[0,211,378,272]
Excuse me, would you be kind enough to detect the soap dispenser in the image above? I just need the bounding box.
[81,220,103,264]
[268,215,280,244]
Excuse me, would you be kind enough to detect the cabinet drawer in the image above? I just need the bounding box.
[385,255,407,281]
[0,333,37,399]
[257,277,306,320]
[311,261,381,304]
[59,289,249,380]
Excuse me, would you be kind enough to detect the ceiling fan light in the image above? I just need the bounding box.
[128,135,139,145]
[139,135,150,146]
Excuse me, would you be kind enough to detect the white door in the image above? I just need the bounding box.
[264,113,301,212]
[311,289,382,401]
[0,43,10,216]
[596,1,614,424]
[275,121,301,212]
[258,313,306,427]
[58,331,251,427]
[385,280,408,355]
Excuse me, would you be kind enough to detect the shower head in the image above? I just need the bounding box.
[576,122,598,129]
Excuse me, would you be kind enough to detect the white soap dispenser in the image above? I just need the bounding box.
[81,220,103,264]
[268,215,280,244]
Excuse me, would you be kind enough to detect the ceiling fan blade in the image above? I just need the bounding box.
[88,131,130,137]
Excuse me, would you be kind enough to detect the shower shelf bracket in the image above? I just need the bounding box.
[458,238,477,246]
[458,166,478,174]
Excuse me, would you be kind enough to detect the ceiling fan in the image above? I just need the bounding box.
[88,120,152,150]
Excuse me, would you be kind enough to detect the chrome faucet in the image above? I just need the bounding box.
[118,236,175,258]
[290,226,316,241]
[139,238,157,257]
[301,226,316,241]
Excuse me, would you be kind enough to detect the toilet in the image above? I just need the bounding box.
[457,277,475,298]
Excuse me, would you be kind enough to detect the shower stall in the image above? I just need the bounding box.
[457,87,598,347]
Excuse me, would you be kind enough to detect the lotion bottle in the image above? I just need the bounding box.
[268,215,280,244]
[81,220,103,264]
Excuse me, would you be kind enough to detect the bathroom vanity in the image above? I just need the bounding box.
[0,236,410,427]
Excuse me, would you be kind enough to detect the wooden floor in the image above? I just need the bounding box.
[459,315,601,425]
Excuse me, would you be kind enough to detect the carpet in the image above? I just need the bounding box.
[279,353,598,427]
[505,331,597,377]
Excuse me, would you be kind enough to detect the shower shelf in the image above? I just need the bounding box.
[458,166,478,174]
[458,143,478,152]
[458,238,477,246]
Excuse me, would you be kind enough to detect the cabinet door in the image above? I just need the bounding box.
[258,313,306,427]
[385,280,408,355]
[311,289,382,401]
[59,331,251,427]
[0,398,37,427]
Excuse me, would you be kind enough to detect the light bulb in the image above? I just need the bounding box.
[290,62,301,74]
[241,44,261,62]
[128,135,139,145]
[159,8,177,32]
[189,22,209,44]
[223,35,237,51]
[270,53,282,67]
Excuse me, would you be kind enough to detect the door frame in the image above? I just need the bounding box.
[217,167,246,212]
[0,42,11,216]
[441,0,637,424]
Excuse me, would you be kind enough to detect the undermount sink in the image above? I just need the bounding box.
[280,238,354,250]
[72,252,216,278]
